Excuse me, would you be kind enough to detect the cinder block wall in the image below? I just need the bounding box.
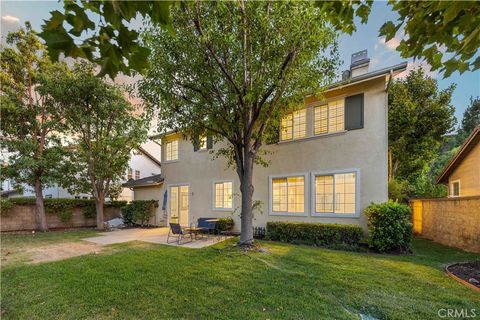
[1,205,121,231]
[410,196,480,253]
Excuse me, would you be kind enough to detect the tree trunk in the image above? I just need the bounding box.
[238,154,254,246]
[34,178,48,232]
[95,191,105,230]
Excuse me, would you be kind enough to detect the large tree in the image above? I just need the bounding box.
[137,1,357,245]
[40,62,149,229]
[456,96,480,145]
[388,69,456,182]
[0,24,67,231]
[39,1,371,78]
[380,1,480,77]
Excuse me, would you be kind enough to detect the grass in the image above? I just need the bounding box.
[1,230,479,320]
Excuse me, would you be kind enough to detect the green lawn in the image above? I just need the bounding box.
[1,230,479,320]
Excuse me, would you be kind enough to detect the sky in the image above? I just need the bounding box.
[1,1,479,124]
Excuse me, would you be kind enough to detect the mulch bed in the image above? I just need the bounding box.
[447,261,480,289]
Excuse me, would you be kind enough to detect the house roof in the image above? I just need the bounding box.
[148,61,408,140]
[138,146,161,167]
[122,174,164,188]
[437,126,480,184]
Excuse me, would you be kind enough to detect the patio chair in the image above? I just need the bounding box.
[167,223,193,244]
[195,218,218,237]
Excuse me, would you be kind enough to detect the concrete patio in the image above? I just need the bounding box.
[82,227,228,248]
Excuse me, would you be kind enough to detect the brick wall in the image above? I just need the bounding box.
[410,196,480,253]
[1,205,121,232]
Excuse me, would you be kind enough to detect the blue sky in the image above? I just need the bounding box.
[1,1,479,124]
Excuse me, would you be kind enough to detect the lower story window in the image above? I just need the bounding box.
[450,180,460,197]
[314,172,357,214]
[271,176,305,214]
[214,181,233,209]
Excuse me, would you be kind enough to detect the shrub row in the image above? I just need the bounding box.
[1,197,126,222]
[216,217,234,231]
[121,200,159,226]
[266,221,364,247]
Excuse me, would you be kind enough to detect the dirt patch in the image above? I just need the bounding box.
[26,242,103,264]
[447,261,480,289]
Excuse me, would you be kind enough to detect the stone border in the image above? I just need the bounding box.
[445,263,480,292]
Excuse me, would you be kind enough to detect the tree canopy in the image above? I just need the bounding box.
[388,69,456,182]
[456,96,480,144]
[39,1,372,79]
[380,1,480,77]
[0,23,68,231]
[39,62,149,229]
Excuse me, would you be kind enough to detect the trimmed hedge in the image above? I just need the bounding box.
[364,201,412,253]
[216,217,234,231]
[266,222,364,247]
[2,197,126,222]
[121,200,159,226]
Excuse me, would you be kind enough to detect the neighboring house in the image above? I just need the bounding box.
[437,126,480,197]
[129,50,407,231]
[2,141,162,202]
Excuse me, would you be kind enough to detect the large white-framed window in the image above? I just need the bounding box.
[213,180,233,210]
[450,179,460,197]
[165,139,179,161]
[311,169,359,217]
[280,109,306,141]
[314,99,345,135]
[269,173,308,216]
[135,170,140,180]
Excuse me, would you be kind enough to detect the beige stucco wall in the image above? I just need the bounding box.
[132,185,167,226]
[154,77,388,231]
[410,197,480,253]
[447,142,480,197]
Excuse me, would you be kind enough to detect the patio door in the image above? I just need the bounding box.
[169,185,189,226]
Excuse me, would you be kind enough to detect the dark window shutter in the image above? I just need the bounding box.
[193,136,200,152]
[206,136,213,149]
[345,93,364,130]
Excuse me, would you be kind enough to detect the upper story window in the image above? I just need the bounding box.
[135,170,140,180]
[199,136,207,150]
[165,140,179,161]
[214,181,233,210]
[127,168,133,180]
[280,109,306,141]
[314,99,344,135]
[313,171,357,215]
[270,175,306,215]
[450,180,460,197]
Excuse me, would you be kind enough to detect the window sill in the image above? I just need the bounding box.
[278,130,347,145]
[312,212,360,218]
[269,212,308,217]
[213,208,234,212]
[163,160,179,164]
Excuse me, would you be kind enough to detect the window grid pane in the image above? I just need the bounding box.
[215,182,233,209]
[314,105,328,135]
[292,109,306,139]
[315,172,356,214]
[328,100,344,133]
[280,114,293,141]
[166,140,179,161]
[200,136,207,149]
[272,176,304,213]
[315,175,334,212]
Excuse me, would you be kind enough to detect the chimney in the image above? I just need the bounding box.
[350,50,370,77]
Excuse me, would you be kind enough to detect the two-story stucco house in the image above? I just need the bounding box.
[130,51,407,231]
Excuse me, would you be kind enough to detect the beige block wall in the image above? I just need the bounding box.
[411,197,480,253]
[132,185,167,226]
[448,143,480,197]
[1,205,121,231]
[156,77,389,232]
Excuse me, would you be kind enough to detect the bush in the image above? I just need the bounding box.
[364,201,412,253]
[266,222,364,247]
[0,199,14,216]
[122,200,158,226]
[216,217,234,231]
[388,179,409,203]
[5,197,126,222]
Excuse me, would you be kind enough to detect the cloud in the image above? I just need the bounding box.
[378,36,401,51]
[2,15,20,24]
[396,60,439,79]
